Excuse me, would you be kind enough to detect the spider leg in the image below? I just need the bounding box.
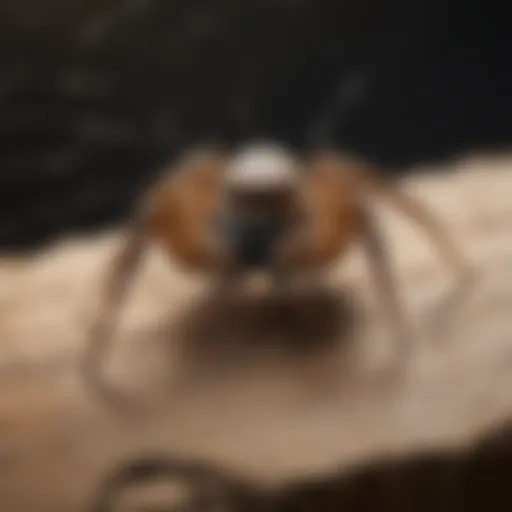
[379,184,472,277]
[82,149,230,412]
[376,183,477,338]
[359,206,411,351]
[82,207,149,413]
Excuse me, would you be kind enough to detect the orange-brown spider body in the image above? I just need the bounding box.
[82,143,474,411]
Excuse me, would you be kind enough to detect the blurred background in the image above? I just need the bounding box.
[0,0,510,250]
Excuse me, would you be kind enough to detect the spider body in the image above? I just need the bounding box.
[145,144,306,279]
[82,143,473,410]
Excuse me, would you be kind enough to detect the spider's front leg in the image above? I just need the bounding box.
[363,169,477,339]
[307,149,475,348]
[82,147,231,413]
[275,203,411,352]
[82,203,151,413]
[357,205,412,354]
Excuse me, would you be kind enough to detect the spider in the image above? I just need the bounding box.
[82,142,474,409]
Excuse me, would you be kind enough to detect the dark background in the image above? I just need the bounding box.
[0,0,510,250]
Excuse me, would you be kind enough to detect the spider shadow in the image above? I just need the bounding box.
[168,283,361,372]
[118,283,366,413]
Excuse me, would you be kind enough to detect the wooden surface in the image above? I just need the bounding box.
[0,155,511,511]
